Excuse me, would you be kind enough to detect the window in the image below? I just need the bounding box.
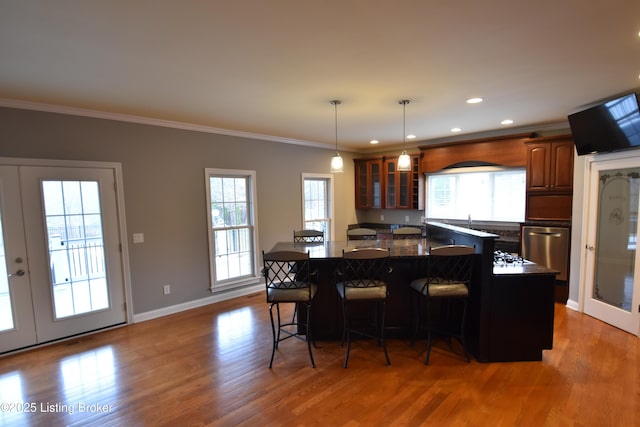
[426,167,525,222]
[205,169,259,291]
[302,174,334,241]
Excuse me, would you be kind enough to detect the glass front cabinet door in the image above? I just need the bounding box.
[355,158,383,209]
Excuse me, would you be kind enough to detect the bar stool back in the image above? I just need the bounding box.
[392,226,422,239]
[293,229,324,243]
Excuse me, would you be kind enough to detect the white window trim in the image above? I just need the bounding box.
[205,168,260,293]
[425,166,526,223]
[301,173,335,242]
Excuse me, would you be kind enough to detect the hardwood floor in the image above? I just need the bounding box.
[1,292,638,426]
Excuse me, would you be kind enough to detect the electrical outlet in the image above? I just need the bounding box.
[405,215,410,222]
[380,214,384,221]
[163,285,171,295]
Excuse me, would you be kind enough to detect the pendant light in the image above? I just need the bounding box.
[330,100,344,173]
[397,99,412,171]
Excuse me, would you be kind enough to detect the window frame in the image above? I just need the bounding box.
[301,173,335,242]
[205,168,260,293]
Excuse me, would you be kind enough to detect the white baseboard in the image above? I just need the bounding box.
[133,284,264,323]
[565,298,580,311]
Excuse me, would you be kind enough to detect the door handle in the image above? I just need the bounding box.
[8,269,25,277]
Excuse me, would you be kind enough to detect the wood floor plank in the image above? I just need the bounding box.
[0,292,639,426]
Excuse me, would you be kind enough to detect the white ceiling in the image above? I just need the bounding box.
[1,1,639,152]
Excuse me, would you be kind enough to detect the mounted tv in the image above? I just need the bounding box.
[568,92,640,156]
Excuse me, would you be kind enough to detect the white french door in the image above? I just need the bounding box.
[0,164,127,353]
[0,166,37,352]
[583,155,640,335]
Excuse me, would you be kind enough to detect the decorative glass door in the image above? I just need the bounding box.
[584,157,640,335]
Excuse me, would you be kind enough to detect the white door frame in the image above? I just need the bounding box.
[0,157,134,326]
[578,150,640,335]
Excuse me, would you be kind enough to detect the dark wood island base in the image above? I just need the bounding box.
[269,221,558,363]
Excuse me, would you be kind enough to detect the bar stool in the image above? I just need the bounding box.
[262,250,317,368]
[335,248,392,367]
[410,245,475,364]
[347,227,377,241]
[392,226,422,239]
[293,229,324,243]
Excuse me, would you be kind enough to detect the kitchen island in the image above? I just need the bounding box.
[269,222,558,362]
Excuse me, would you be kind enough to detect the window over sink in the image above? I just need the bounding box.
[426,167,525,223]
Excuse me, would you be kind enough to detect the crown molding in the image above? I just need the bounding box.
[0,98,569,156]
[0,98,338,151]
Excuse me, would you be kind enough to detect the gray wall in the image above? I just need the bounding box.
[0,107,357,314]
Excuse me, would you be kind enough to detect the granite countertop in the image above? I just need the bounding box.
[270,238,434,259]
[492,261,559,276]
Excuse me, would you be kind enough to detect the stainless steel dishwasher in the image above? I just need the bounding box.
[521,225,570,281]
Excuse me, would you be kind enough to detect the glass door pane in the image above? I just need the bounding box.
[594,168,640,311]
[42,180,110,319]
[0,207,14,332]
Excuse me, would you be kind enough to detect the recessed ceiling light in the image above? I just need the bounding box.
[466,97,483,104]
[501,119,514,125]
[407,134,416,139]
[451,127,462,133]
[370,139,379,144]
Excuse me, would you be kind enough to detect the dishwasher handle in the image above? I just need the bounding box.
[527,231,563,238]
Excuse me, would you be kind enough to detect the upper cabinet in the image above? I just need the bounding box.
[355,158,383,209]
[385,158,411,209]
[355,155,423,209]
[524,135,575,221]
[526,139,574,193]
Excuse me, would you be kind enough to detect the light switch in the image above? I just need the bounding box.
[133,233,144,244]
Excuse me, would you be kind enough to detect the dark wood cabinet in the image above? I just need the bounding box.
[354,158,383,209]
[384,158,411,209]
[525,135,575,221]
[526,139,574,193]
[411,154,424,210]
[356,155,422,209]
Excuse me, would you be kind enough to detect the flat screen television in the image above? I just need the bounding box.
[568,92,640,156]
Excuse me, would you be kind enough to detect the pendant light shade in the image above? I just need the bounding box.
[330,100,344,173]
[330,152,344,173]
[397,100,412,171]
[397,151,411,171]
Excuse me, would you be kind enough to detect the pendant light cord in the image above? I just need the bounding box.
[331,100,341,153]
[400,99,410,153]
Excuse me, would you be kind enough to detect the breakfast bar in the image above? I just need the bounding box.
[269,222,558,362]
